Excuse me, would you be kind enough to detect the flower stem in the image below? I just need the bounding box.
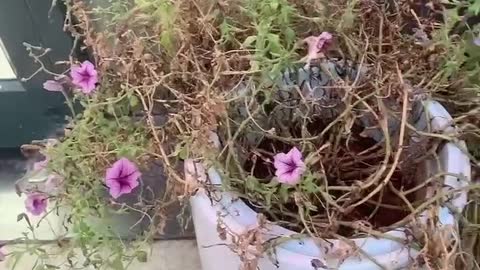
[61,90,76,119]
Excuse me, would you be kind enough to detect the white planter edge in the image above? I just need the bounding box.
[189,100,471,270]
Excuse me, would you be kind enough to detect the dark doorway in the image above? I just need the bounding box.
[0,0,72,148]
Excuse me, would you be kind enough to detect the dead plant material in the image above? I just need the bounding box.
[210,0,463,240]
[68,0,474,267]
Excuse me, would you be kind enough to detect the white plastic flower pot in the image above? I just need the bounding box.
[189,100,471,270]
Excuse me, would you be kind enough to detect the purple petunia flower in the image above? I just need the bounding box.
[25,193,48,216]
[273,147,306,185]
[43,80,64,92]
[70,60,98,94]
[105,158,141,199]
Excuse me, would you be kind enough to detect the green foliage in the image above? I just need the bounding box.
[49,88,150,268]
[220,19,235,44]
[8,0,480,268]
[239,171,327,211]
[240,0,298,79]
[469,0,480,15]
[429,1,480,163]
[431,2,480,86]
[92,0,133,30]
[337,0,359,32]
[12,83,151,269]
[135,0,177,53]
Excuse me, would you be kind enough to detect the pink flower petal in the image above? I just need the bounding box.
[273,153,290,171]
[70,66,83,83]
[288,147,303,164]
[107,181,122,199]
[33,159,48,171]
[70,60,98,94]
[25,193,48,216]
[303,32,333,64]
[316,32,333,50]
[81,82,96,94]
[120,184,133,194]
[82,60,95,72]
[273,147,306,185]
[105,158,141,199]
[277,171,301,185]
[43,80,64,92]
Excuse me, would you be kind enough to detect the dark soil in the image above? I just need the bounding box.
[241,118,418,237]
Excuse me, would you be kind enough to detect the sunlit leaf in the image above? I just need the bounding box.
[243,36,257,48]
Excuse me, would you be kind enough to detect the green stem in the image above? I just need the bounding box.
[61,90,76,119]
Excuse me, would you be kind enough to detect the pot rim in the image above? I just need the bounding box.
[191,99,471,268]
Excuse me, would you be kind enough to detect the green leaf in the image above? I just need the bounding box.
[136,250,148,263]
[178,146,189,160]
[17,213,26,222]
[117,146,137,158]
[269,63,282,79]
[246,177,257,191]
[267,34,281,55]
[270,1,279,10]
[243,36,257,47]
[284,27,296,47]
[265,191,273,206]
[172,142,189,159]
[110,257,125,270]
[279,5,293,25]
[129,95,139,108]
[17,213,33,232]
[220,19,234,43]
[107,104,116,116]
[265,180,279,188]
[469,0,480,15]
[279,184,290,202]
